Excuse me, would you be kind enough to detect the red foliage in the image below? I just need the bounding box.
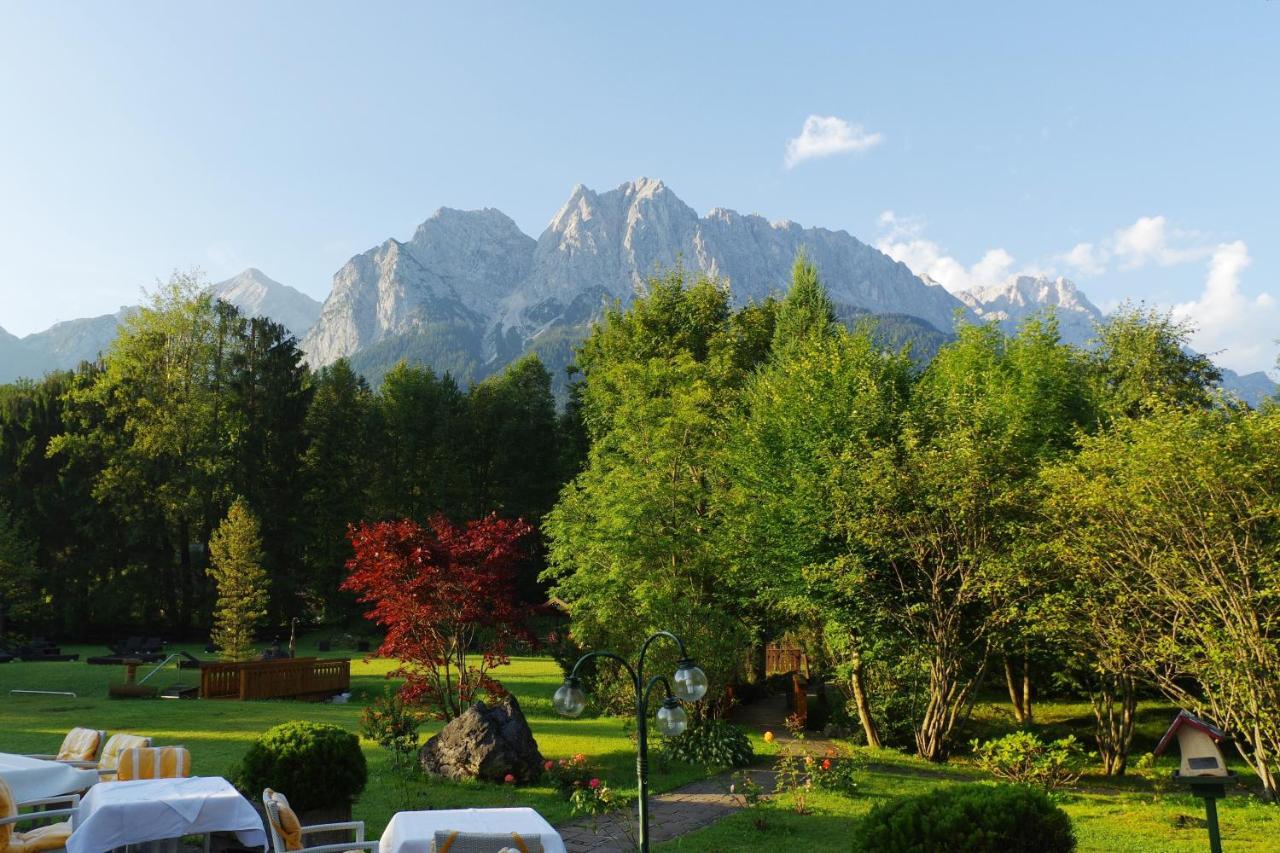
[342,514,533,720]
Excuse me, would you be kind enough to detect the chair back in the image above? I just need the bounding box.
[115,746,191,781]
[0,776,15,850]
[262,789,304,852]
[99,733,152,772]
[56,727,105,762]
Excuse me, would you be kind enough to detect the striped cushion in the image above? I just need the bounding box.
[99,733,151,772]
[431,831,543,853]
[262,789,303,852]
[0,778,72,853]
[115,747,191,781]
[55,727,103,762]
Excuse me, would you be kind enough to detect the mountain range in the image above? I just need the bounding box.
[1,179,1275,405]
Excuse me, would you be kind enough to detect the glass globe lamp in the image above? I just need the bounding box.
[656,697,688,737]
[553,677,587,718]
[673,659,708,703]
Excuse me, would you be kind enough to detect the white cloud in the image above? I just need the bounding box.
[1058,241,1109,277]
[875,211,1016,293]
[785,115,883,168]
[1172,240,1277,374]
[1112,215,1208,268]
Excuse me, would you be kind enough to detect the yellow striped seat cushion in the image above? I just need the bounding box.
[115,747,191,781]
[431,831,543,853]
[56,727,103,762]
[262,789,304,852]
[0,778,72,853]
[99,733,151,772]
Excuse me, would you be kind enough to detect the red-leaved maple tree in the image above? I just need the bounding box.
[342,514,533,721]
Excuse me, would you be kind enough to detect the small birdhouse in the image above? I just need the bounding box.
[1154,710,1230,778]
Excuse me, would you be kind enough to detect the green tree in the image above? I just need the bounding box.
[721,262,913,746]
[207,497,269,661]
[544,269,774,709]
[49,273,242,631]
[1091,305,1220,420]
[371,361,465,522]
[300,358,377,621]
[0,502,38,637]
[1044,406,1280,796]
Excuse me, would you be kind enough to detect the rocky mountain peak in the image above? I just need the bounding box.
[210,268,322,339]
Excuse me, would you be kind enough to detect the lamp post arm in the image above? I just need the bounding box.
[569,650,639,691]
[642,674,674,710]
[637,631,688,681]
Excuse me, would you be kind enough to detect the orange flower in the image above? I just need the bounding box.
[763,731,775,743]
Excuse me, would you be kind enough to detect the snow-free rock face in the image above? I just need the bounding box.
[956,275,1103,346]
[210,268,322,339]
[301,208,536,366]
[303,179,971,367]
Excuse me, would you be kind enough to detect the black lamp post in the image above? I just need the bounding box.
[552,630,708,852]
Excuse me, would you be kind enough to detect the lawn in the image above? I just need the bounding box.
[0,639,707,834]
[5,643,1280,851]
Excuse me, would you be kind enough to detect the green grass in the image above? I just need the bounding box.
[6,645,1280,851]
[0,639,706,834]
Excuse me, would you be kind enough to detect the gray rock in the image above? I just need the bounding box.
[419,695,545,784]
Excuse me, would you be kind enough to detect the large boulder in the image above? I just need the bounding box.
[419,695,545,783]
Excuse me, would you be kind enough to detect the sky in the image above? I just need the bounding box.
[0,1,1276,374]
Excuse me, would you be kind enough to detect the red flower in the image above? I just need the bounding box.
[588,778,601,789]
[821,759,832,771]
[504,773,516,784]
[544,760,554,771]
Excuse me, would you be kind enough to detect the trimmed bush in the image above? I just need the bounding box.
[661,718,754,768]
[971,731,1087,791]
[233,721,367,812]
[852,783,1075,853]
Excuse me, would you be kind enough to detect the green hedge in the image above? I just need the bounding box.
[233,721,368,813]
[852,783,1075,852]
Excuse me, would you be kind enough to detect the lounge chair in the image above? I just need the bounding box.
[0,777,79,853]
[24,728,105,763]
[63,733,152,778]
[262,789,377,853]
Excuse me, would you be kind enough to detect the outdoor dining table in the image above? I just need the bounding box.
[380,808,567,853]
[0,752,99,803]
[67,776,267,853]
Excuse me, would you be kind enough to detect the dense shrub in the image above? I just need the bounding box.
[661,718,754,768]
[852,784,1075,853]
[233,721,367,812]
[971,731,1087,792]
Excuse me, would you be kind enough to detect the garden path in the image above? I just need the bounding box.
[555,766,777,852]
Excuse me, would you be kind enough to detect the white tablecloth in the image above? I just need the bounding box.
[381,808,566,853]
[0,753,99,803]
[67,777,266,853]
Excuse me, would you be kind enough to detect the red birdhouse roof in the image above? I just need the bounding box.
[1154,710,1229,757]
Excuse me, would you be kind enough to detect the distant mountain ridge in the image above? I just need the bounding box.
[301,178,968,370]
[0,272,317,383]
[957,273,1277,407]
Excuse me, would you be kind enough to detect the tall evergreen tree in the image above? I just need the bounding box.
[207,497,269,661]
[300,358,377,622]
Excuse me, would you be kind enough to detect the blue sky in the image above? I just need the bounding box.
[1,1,1276,373]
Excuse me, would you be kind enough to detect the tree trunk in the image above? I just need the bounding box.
[849,648,882,749]
[1004,656,1026,724]
[1091,673,1137,775]
[1022,651,1033,724]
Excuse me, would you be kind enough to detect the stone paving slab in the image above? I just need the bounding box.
[556,766,776,852]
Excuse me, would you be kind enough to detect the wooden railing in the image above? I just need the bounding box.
[765,644,809,677]
[200,657,350,700]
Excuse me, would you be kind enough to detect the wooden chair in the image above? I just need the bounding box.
[0,777,79,853]
[261,789,377,853]
[24,728,105,763]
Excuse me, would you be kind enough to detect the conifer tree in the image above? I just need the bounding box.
[207,498,268,661]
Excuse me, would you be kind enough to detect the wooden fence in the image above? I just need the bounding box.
[765,644,809,677]
[200,657,350,700]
